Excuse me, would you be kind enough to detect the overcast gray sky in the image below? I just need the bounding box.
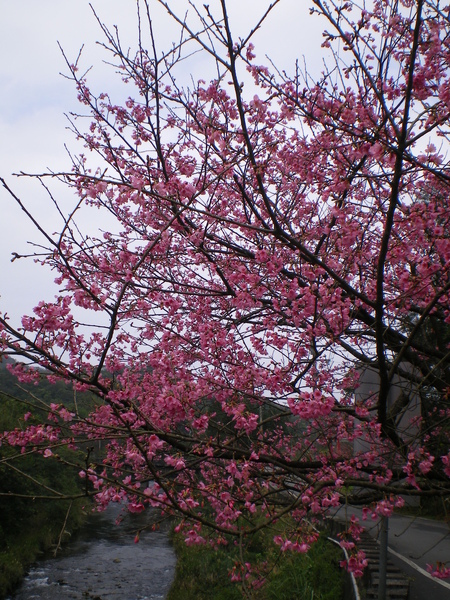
[0,0,324,326]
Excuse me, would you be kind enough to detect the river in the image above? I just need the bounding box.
[8,503,176,600]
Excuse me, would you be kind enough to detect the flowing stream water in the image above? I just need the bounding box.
[9,503,176,600]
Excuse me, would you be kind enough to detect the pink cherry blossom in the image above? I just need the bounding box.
[426,563,450,579]
[1,0,449,586]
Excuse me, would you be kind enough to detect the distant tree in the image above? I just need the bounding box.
[1,0,449,583]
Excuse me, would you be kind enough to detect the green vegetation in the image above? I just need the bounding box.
[0,359,94,598]
[263,538,346,600]
[0,496,86,599]
[167,527,345,600]
[0,357,100,420]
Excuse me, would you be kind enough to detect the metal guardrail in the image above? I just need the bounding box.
[327,535,362,600]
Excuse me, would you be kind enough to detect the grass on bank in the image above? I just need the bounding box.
[0,498,86,599]
[167,525,345,600]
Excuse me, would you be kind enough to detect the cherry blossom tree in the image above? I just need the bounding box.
[1,0,449,583]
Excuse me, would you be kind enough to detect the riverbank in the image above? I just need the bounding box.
[0,498,86,599]
[0,364,97,599]
[167,527,345,600]
[6,503,176,599]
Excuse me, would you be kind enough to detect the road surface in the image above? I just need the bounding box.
[332,506,450,600]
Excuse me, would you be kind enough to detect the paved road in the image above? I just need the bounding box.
[332,506,450,600]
